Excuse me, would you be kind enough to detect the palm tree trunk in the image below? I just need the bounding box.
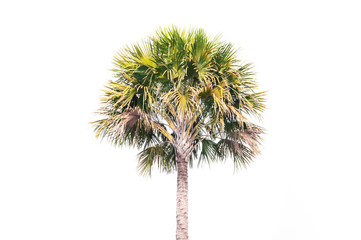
[176,153,189,240]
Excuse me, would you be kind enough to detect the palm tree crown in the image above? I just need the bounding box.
[92,26,266,176]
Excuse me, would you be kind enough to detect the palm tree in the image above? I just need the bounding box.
[92,26,266,240]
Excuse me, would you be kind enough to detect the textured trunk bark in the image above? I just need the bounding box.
[176,153,189,240]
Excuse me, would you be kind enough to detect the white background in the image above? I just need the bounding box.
[1,0,360,239]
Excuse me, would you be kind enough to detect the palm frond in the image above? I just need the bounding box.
[137,143,176,176]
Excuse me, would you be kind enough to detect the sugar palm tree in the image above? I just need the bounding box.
[92,26,266,240]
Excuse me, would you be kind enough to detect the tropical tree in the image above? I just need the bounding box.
[92,26,266,240]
